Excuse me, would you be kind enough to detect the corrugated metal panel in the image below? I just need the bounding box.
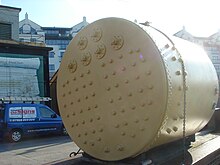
[0,23,11,40]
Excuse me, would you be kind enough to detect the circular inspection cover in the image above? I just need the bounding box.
[57,18,168,161]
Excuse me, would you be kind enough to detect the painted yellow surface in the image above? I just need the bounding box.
[57,18,219,161]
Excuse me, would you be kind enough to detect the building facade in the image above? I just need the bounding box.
[19,14,88,78]
[0,5,21,41]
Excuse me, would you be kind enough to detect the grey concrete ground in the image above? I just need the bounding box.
[0,136,79,165]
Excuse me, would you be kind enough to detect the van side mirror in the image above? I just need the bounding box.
[51,114,57,118]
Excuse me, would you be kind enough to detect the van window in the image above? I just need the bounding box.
[0,104,4,119]
[39,107,54,118]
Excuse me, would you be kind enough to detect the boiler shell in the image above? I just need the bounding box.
[57,18,219,161]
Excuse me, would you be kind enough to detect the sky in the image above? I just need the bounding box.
[1,0,220,37]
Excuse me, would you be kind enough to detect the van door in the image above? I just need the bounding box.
[37,105,62,135]
[0,104,5,138]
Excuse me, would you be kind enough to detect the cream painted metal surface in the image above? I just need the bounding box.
[57,18,219,161]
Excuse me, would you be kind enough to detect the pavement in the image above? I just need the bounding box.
[0,135,79,165]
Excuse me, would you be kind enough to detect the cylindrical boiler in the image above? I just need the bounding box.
[57,18,219,161]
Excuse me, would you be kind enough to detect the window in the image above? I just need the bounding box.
[49,52,55,58]
[30,38,36,42]
[49,64,55,71]
[19,38,24,42]
[0,23,11,40]
[60,52,64,58]
[39,107,54,118]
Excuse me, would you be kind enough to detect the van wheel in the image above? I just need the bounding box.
[62,127,68,136]
[9,129,22,142]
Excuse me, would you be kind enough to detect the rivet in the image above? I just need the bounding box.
[147,71,151,76]
[121,66,126,71]
[64,104,67,108]
[75,123,79,126]
[135,119,139,123]
[66,114,69,118]
[131,134,136,138]
[106,87,111,91]
[136,76,140,80]
[84,132,88,136]
[83,84,86,88]
[94,104,98,108]
[85,96,88,100]
[80,109,83,113]
[173,117,178,121]
[71,124,74,128]
[114,83,119,88]
[82,120,85,124]
[124,122,128,126]
[141,58,146,62]
[172,46,176,50]
[176,71,181,75]
[128,92,132,97]
[68,91,71,95]
[112,111,117,116]
[139,89,144,93]
[90,118,93,122]
[97,116,101,120]
[171,56,177,61]
[140,127,145,131]
[131,105,136,110]
[109,59,114,63]
[121,109,125,113]
[104,75,108,79]
[87,107,91,111]
[148,101,153,105]
[112,71,116,75]
[109,98,114,103]
[80,73,84,77]
[129,50,133,54]
[90,142,95,146]
[119,54,123,59]
[118,96,122,100]
[97,137,101,141]
[78,134,81,137]
[92,130,96,134]
[84,141,87,145]
[63,94,66,97]
[77,99,81,102]
[87,70,91,74]
[72,112,75,116]
[117,145,124,151]
[99,128,103,132]
[121,132,126,136]
[144,117,149,121]
[177,102,181,106]
[62,84,65,88]
[125,80,129,84]
[173,126,178,132]
[89,81,93,86]
[115,124,120,128]
[104,147,110,153]
[75,88,79,92]
[91,92,96,97]
[178,58,183,63]
[141,103,145,107]
[73,77,76,81]
[132,62,136,67]
[166,128,172,134]
[101,62,106,67]
[66,80,69,84]
[136,48,140,52]
[148,85,154,89]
